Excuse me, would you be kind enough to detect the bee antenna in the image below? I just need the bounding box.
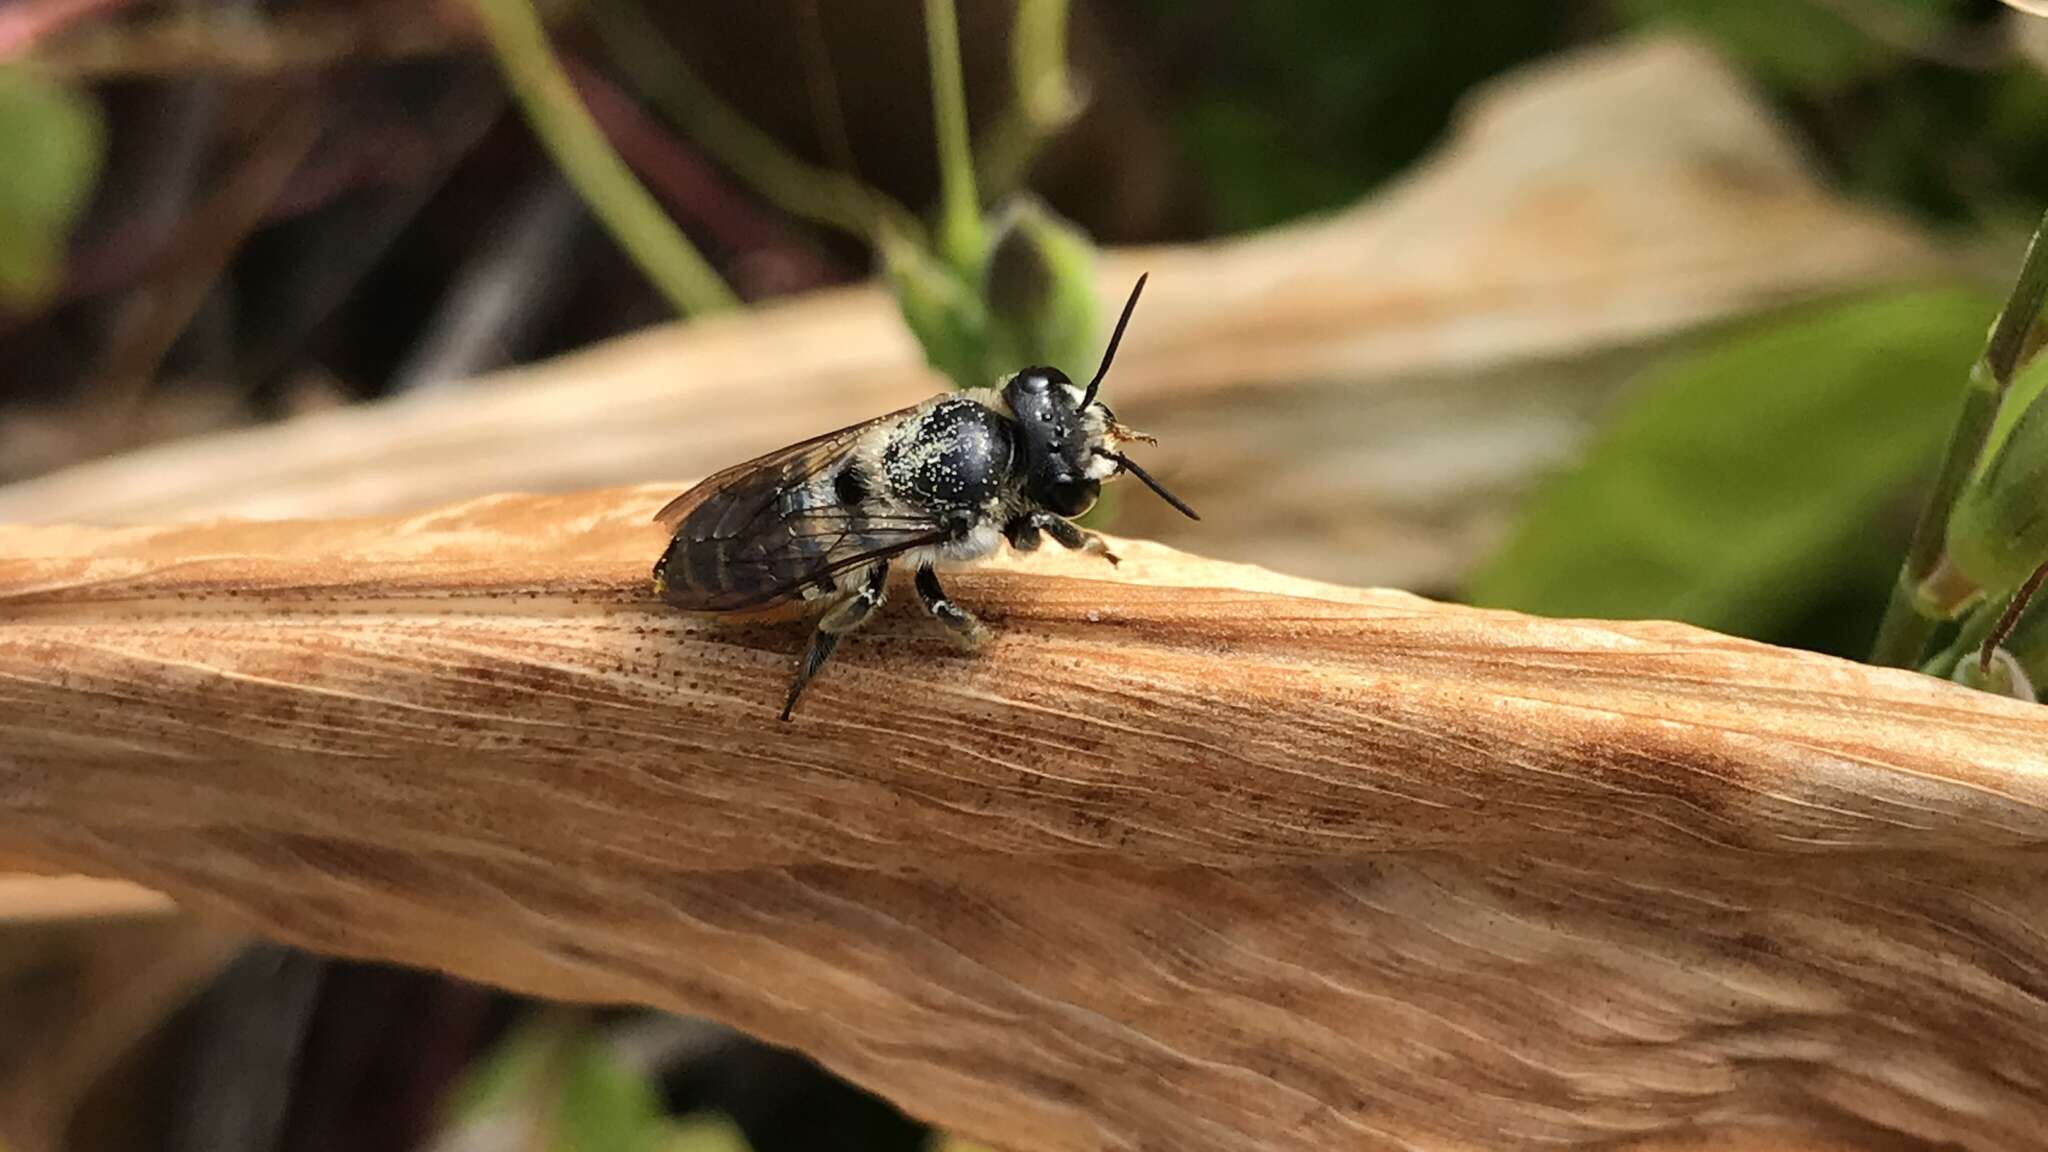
[1082,273,1147,408]
[1100,449,1198,520]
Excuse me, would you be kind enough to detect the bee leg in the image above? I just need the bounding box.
[915,562,986,650]
[1030,511,1120,567]
[782,630,840,722]
[781,562,888,721]
[1004,515,1043,552]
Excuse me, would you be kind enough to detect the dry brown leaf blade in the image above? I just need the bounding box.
[3,486,2048,1149]
[2,484,2043,872]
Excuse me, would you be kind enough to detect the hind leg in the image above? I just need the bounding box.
[782,562,887,721]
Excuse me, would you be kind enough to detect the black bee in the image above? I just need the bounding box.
[652,274,1198,720]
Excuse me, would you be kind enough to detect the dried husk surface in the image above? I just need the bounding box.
[4,486,2047,1151]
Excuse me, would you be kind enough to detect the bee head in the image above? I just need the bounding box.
[1001,274,1200,523]
[1002,365,1103,517]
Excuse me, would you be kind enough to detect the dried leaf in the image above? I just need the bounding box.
[3,487,2047,1150]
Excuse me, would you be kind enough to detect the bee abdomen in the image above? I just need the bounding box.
[654,489,841,611]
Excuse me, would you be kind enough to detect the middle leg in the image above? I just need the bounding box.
[916,562,987,649]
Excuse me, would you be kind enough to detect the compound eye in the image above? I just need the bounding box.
[1015,369,1054,394]
[1045,479,1099,518]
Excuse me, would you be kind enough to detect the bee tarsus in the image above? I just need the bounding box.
[653,273,1195,721]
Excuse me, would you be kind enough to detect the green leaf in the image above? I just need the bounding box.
[444,1014,564,1123]
[1976,334,2048,486]
[1467,286,1999,638]
[556,1035,669,1152]
[0,66,104,302]
[1948,352,2048,595]
[439,1014,673,1152]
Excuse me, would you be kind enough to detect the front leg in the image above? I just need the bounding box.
[1004,514,1042,552]
[916,562,987,649]
[1009,509,1119,567]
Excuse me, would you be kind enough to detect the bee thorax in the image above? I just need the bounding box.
[883,396,1016,510]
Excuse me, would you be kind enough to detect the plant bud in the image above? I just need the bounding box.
[881,232,990,390]
[1952,645,2038,701]
[983,195,1098,379]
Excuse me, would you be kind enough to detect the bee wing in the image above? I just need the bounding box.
[653,410,901,529]
[654,405,953,611]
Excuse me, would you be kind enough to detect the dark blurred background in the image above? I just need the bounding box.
[4,2,2047,1149]
[12,0,2044,482]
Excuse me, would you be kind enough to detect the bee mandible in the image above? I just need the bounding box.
[652,274,1197,721]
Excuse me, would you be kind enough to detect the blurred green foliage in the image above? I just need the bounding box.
[555,1040,672,1152]
[883,233,994,390]
[884,195,1100,391]
[445,1014,733,1152]
[1167,2,2048,232]
[1619,0,2048,222]
[882,0,1103,393]
[1166,0,1568,231]
[0,66,102,302]
[1467,286,1998,644]
[1619,0,1959,91]
[447,1013,555,1120]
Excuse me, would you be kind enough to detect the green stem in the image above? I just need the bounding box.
[1012,0,1073,126]
[977,0,1077,198]
[587,0,924,248]
[923,0,982,271]
[1869,208,2048,667]
[471,0,736,317]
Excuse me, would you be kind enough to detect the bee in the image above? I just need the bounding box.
[652,274,1198,721]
